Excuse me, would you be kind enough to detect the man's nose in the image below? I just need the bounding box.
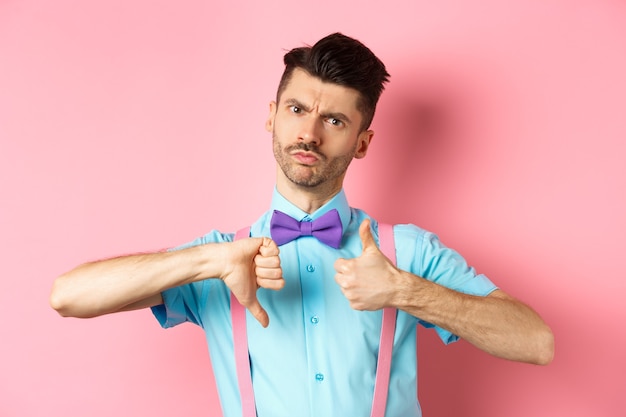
[298,115,322,145]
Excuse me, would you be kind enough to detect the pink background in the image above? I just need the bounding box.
[1,1,625,416]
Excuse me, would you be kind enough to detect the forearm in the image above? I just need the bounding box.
[50,244,227,318]
[393,271,554,365]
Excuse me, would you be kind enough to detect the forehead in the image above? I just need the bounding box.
[279,68,363,115]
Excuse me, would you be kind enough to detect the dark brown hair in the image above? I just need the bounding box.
[276,33,390,131]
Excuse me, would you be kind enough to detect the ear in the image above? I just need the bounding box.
[265,101,277,132]
[354,130,374,159]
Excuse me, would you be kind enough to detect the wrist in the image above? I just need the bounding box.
[391,270,429,312]
[390,269,411,309]
[185,243,228,282]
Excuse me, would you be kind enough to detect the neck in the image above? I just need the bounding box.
[276,172,344,214]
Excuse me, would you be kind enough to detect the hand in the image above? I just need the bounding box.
[334,219,399,311]
[221,237,284,327]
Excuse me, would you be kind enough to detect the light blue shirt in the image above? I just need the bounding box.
[152,189,497,417]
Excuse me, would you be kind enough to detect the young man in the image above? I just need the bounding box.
[50,33,553,417]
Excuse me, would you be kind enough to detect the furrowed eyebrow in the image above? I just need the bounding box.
[321,111,352,125]
[284,98,310,112]
[283,98,352,125]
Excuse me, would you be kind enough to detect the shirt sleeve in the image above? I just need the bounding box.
[150,230,234,329]
[394,224,498,345]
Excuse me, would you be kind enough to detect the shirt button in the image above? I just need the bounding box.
[310,316,319,325]
[306,265,315,272]
[315,373,324,382]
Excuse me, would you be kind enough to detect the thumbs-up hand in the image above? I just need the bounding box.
[222,237,284,328]
[334,219,399,311]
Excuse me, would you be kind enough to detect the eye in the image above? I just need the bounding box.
[290,105,302,114]
[328,117,344,127]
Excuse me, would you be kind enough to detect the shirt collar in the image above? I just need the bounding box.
[269,187,351,234]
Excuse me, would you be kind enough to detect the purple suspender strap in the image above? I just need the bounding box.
[230,223,397,417]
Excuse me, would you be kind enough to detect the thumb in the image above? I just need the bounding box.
[247,298,270,328]
[359,219,378,254]
[258,236,279,257]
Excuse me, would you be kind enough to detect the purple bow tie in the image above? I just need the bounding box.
[270,209,343,249]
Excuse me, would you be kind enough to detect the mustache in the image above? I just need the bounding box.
[285,143,326,159]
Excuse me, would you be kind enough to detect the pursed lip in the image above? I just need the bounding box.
[291,151,320,165]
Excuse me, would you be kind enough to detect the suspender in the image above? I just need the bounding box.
[230,223,397,417]
[231,227,256,417]
[372,223,397,417]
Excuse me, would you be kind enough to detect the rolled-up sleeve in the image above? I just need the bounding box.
[394,224,498,344]
[151,285,201,328]
[150,230,233,329]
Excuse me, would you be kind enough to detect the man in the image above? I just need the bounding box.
[50,33,554,417]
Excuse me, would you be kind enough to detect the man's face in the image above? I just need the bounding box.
[266,68,373,193]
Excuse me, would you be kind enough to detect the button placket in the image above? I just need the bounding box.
[296,238,329,405]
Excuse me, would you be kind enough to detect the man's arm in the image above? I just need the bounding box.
[334,220,554,365]
[50,238,284,327]
[392,281,554,365]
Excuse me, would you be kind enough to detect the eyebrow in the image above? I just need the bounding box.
[284,98,353,125]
